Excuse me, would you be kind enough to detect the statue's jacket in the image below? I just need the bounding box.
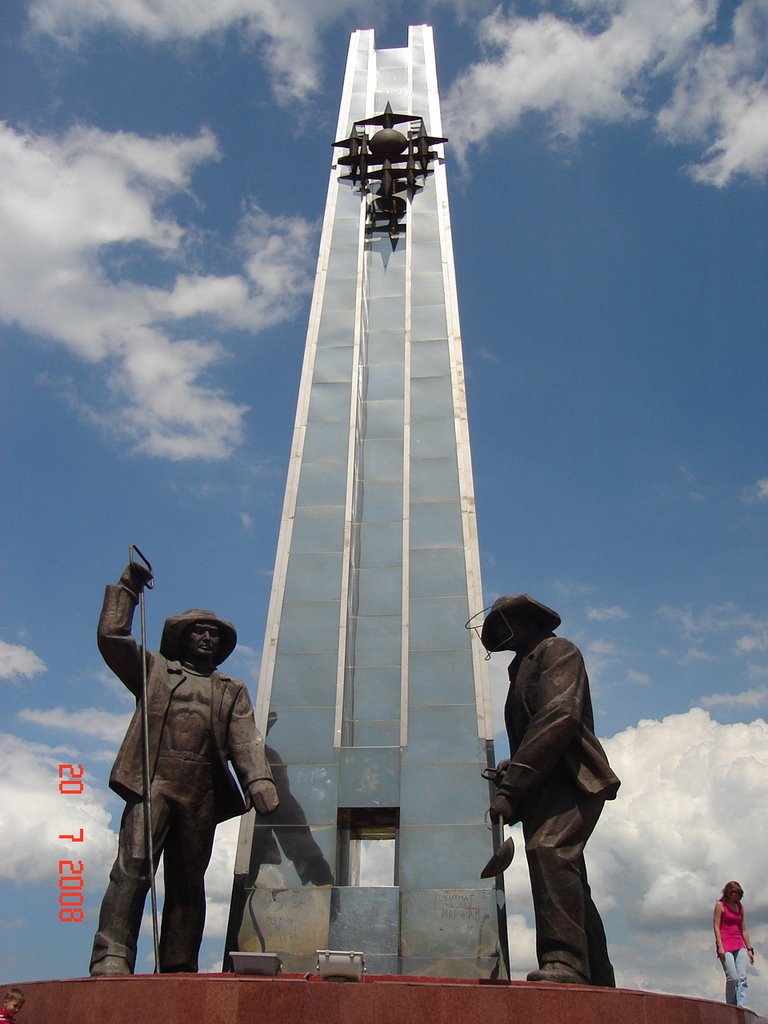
[503,636,620,804]
[99,583,273,823]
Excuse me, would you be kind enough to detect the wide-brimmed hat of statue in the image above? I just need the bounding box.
[160,608,237,665]
[480,594,561,652]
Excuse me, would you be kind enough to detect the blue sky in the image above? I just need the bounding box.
[1,0,767,1010]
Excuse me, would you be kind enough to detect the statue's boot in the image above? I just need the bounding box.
[527,963,588,984]
[90,955,132,976]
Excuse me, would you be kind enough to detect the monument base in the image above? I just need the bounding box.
[4,973,757,1024]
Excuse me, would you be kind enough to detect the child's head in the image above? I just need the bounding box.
[2,989,25,1016]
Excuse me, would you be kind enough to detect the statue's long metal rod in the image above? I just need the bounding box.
[130,544,161,974]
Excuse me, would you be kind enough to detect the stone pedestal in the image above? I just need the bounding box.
[4,973,757,1024]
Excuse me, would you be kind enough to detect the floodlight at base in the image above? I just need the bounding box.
[315,949,366,981]
[229,951,282,975]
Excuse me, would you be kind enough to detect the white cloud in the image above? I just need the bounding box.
[591,709,768,998]
[744,477,768,501]
[700,685,768,709]
[18,705,132,744]
[0,733,117,885]
[626,669,651,685]
[657,0,768,186]
[0,640,47,680]
[0,122,314,460]
[735,627,768,655]
[584,638,620,681]
[587,605,629,621]
[26,0,372,104]
[444,0,768,186]
[659,602,768,662]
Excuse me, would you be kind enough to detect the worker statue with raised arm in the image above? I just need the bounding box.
[481,594,620,987]
[90,560,279,976]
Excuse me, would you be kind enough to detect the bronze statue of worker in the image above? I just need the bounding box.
[90,561,279,976]
[482,594,620,986]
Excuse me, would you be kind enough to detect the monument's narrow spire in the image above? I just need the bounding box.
[225,25,508,978]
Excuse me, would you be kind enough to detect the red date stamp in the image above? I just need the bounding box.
[58,763,85,922]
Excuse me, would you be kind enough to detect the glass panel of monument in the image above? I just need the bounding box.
[407,239,442,271]
[411,339,450,377]
[409,457,460,502]
[409,547,467,598]
[361,437,402,480]
[350,719,400,747]
[283,552,343,602]
[308,381,352,422]
[398,826,498,892]
[316,310,355,346]
[408,649,474,706]
[322,276,358,311]
[349,615,401,665]
[410,209,441,242]
[411,306,448,343]
[356,480,402,521]
[399,885,501,956]
[278,764,340,826]
[409,596,471,650]
[367,264,405,299]
[300,423,349,462]
[399,766,490,825]
[358,521,402,566]
[364,363,404,401]
[411,271,446,306]
[270,653,339,707]
[295,462,347,507]
[264,706,337,763]
[347,667,401,717]
[364,398,404,437]
[289,507,345,552]
[366,329,405,364]
[313,345,354,382]
[409,501,463,548]
[411,375,454,418]
[406,705,484,764]
[327,888,399,963]
[354,566,402,616]
[276,601,340,655]
[410,417,456,458]
[367,295,406,331]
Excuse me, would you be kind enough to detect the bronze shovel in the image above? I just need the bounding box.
[480,835,515,878]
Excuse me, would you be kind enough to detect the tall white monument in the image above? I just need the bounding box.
[226,25,507,978]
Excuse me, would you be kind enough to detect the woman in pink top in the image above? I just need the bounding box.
[713,881,754,1007]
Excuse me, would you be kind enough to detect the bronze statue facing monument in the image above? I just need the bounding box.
[480,594,620,986]
[90,559,279,976]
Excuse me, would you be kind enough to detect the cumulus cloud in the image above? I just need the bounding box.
[590,709,768,997]
[0,122,314,460]
[0,733,117,886]
[0,640,47,680]
[26,0,372,104]
[444,0,768,186]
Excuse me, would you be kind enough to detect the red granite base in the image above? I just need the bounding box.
[4,973,757,1024]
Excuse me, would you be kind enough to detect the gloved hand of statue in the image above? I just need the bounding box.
[118,562,154,599]
[489,792,519,825]
[251,780,279,816]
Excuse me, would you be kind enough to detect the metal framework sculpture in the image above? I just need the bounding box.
[334,102,446,245]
